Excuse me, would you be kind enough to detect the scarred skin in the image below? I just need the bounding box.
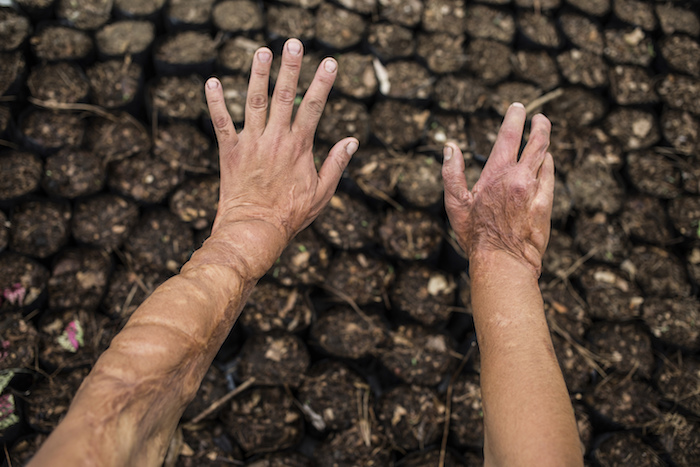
[443,104,584,466]
[28,41,582,466]
[28,39,358,467]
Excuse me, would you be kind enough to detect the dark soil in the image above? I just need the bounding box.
[390,264,456,326]
[0,151,42,201]
[326,251,394,306]
[24,368,89,432]
[593,431,665,467]
[0,8,31,52]
[379,324,454,386]
[310,306,386,359]
[270,227,330,286]
[450,372,483,448]
[122,209,193,273]
[56,0,112,30]
[10,200,71,259]
[30,25,93,62]
[266,5,315,41]
[72,194,139,250]
[19,109,86,156]
[43,148,105,199]
[108,153,181,204]
[377,384,444,451]
[222,386,304,455]
[313,192,378,250]
[236,331,309,387]
[297,360,368,432]
[379,209,443,261]
[4,0,700,462]
[95,20,155,58]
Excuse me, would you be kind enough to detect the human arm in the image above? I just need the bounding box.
[442,104,583,466]
[28,38,358,467]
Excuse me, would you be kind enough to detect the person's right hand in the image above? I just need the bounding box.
[441,103,554,277]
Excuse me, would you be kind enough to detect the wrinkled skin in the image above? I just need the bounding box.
[442,104,555,277]
[200,40,359,280]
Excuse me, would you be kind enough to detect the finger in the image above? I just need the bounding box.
[268,38,304,130]
[292,57,338,143]
[316,137,359,204]
[205,78,238,154]
[533,152,555,217]
[244,47,273,134]
[519,113,551,172]
[484,102,527,172]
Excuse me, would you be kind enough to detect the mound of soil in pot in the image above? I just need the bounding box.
[390,264,456,326]
[37,308,115,371]
[154,31,217,75]
[149,75,205,121]
[72,194,139,250]
[416,33,466,74]
[19,109,85,156]
[367,22,414,61]
[114,0,165,18]
[313,420,390,467]
[108,153,181,204]
[449,372,483,448]
[0,8,31,52]
[613,0,657,31]
[176,422,243,466]
[588,321,655,378]
[87,59,142,109]
[579,265,643,321]
[585,374,662,429]
[377,384,445,451]
[335,53,377,100]
[465,4,514,43]
[56,0,112,30]
[313,192,378,250]
[326,251,394,306]
[379,324,454,386]
[10,199,71,259]
[0,151,42,202]
[270,227,330,286]
[42,147,105,199]
[628,245,691,298]
[656,353,700,416]
[266,4,315,41]
[317,97,370,145]
[27,62,89,104]
[619,195,673,245]
[379,209,443,261]
[661,109,700,156]
[123,209,193,273]
[592,431,664,467]
[30,25,93,62]
[573,212,630,264]
[217,36,261,75]
[85,113,151,163]
[222,386,304,455]
[0,310,39,369]
[95,20,154,60]
[657,74,700,117]
[213,0,263,33]
[48,248,111,311]
[169,176,218,229]
[434,75,487,114]
[166,0,215,31]
[240,281,312,334]
[310,306,386,360]
[297,360,368,432]
[642,297,700,351]
[236,331,310,387]
[0,50,25,97]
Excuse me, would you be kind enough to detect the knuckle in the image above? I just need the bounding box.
[304,97,325,117]
[275,87,296,105]
[248,93,268,110]
[213,114,230,130]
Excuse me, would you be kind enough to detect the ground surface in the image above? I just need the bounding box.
[1,0,700,466]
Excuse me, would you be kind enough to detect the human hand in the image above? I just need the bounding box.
[441,103,554,277]
[198,39,359,280]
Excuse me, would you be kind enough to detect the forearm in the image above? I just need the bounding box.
[470,251,582,467]
[28,239,268,467]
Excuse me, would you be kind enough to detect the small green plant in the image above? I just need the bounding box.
[0,371,18,431]
[57,320,85,353]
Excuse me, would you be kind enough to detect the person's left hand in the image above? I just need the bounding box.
[195,38,359,280]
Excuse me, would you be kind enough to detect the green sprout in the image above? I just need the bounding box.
[294,96,303,106]
[298,245,307,252]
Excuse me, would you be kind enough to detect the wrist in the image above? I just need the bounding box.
[186,220,287,282]
[469,248,542,281]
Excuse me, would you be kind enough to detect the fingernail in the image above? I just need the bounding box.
[287,40,302,55]
[258,50,271,63]
[324,59,337,73]
[443,145,453,161]
[206,78,219,90]
[512,102,525,109]
[346,140,358,156]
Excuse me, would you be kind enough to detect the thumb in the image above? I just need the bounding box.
[442,143,471,212]
[316,137,359,204]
